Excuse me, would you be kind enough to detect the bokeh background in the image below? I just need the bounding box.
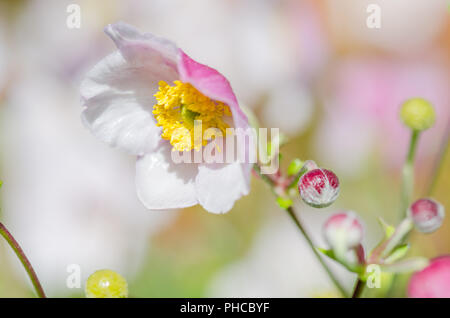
[0,0,448,297]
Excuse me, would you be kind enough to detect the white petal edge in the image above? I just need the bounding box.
[104,22,179,69]
[195,162,250,214]
[136,143,198,210]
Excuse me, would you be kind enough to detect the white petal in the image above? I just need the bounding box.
[80,22,180,155]
[195,162,250,214]
[104,22,179,69]
[136,143,198,210]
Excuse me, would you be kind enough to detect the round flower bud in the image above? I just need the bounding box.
[85,269,128,298]
[323,211,364,249]
[298,168,340,208]
[408,198,445,233]
[400,98,435,131]
[408,255,450,298]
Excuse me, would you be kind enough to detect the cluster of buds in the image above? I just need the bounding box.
[272,97,446,297]
[319,197,446,286]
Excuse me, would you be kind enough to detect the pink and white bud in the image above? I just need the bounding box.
[298,168,340,208]
[323,211,364,249]
[408,198,445,233]
[408,255,450,298]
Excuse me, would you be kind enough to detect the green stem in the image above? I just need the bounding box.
[253,164,348,297]
[387,130,421,297]
[351,278,365,298]
[0,222,46,298]
[400,130,420,218]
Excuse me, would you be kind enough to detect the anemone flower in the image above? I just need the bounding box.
[81,22,251,214]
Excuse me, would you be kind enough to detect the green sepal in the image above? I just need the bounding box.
[377,217,395,239]
[317,247,364,274]
[317,247,336,260]
[287,159,304,176]
[276,197,293,210]
[383,244,410,264]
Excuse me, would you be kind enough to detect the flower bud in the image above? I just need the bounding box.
[85,269,128,298]
[400,98,435,131]
[408,255,450,298]
[298,168,339,208]
[323,211,364,249]
[408,198,445,233]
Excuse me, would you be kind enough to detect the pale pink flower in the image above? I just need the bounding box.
[80,22,251,214]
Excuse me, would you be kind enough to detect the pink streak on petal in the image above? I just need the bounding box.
[177,49,248,129]
[177,49,252,187]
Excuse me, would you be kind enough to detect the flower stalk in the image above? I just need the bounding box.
[0,222,46,298]
[351,278,365,298]
[400,130,420,218]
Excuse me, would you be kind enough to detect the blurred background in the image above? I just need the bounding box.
[0,0,448,297]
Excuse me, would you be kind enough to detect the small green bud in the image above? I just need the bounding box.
[85,269,128,298]
[400,98,435,131]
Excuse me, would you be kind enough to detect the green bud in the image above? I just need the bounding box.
[400,98,435,131]
[85,269,128,298]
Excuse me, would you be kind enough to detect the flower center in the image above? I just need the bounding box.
[153,80,232,151]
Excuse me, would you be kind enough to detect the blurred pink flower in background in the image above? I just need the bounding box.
[288,0,330,81]
[315,56,450,176]
[408,255,450,298]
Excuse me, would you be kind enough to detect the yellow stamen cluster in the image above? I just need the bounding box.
[153,80,232,151]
